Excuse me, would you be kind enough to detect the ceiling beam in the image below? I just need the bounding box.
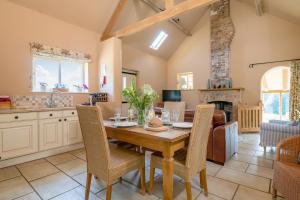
[141,0,192,36]
[165,0,174,9]
[112,0,218,39]
[101,0,127,41]
[254,0,264,16]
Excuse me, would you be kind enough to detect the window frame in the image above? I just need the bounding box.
[261,89,289,120]
[177,72,194,90]
[32,55,89,93]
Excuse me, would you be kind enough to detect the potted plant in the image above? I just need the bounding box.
[123,82,158,125]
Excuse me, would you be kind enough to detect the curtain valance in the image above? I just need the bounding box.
[30,42,92,62]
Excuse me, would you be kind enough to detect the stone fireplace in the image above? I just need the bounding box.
[197,0,243,121]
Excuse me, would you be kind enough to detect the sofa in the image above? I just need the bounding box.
[185,110,238,165]
[260,120,300,150]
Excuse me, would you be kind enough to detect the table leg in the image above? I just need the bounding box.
[162,151,174,200]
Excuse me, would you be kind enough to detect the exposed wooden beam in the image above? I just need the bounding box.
[141,0,192,36]
[113,0,217,39]
[165,0,174,9]
[101,0,127,41]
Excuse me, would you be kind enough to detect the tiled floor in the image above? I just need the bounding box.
[0,134,284,200]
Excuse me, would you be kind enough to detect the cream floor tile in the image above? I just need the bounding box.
[237,147,256,156]
[232,154,273,168]
[51,186,99,200]
[70,148,85,155]
[248,158,274,169]
[216,168,270,192]
[150,175,200,200]
[255,151,276,160]
[238,142,259,151]
[30,172,79,200]
[97,182,159,200]
[195,193,225,200]
[191,176,238,200]
[0,166,21,182]
[17,159,59,181]
[56,159,87,176]
[123,167,159,187]
[233,185,272,200]
[75,152,87,161]
[46,153,77,165]
[206,161,222,176]
[17,159,45,168]
[72,172,106,193]
[0,176,33,200]
[15,192,41,200]
[224,160,248,172]
[246,164,274,179]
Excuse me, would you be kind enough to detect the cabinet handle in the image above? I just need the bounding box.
[0,156,1,160]
[14,116,19,119]
[59,119,62,122]
[64,119,67,121]
[49,113,53,117]
[72,112,75,115]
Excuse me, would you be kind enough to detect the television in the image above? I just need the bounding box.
[162,90,181,102]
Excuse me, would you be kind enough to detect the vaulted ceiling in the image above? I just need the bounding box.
[8,0,300,59]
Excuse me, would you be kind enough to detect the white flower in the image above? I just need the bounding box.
[142,84,154,95]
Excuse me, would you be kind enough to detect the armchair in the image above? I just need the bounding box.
[273,135,300,200]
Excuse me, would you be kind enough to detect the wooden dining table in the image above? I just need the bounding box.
[104,121,191,200]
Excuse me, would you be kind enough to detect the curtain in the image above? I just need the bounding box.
[30,42,92,62]
[289,61,300,121]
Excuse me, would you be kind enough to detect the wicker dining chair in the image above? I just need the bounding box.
[149,104,215,200]
[273,134,300,200]
[164,101,186,122]
[76,105,146,200]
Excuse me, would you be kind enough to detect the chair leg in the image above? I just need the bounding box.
[148,167,155,194]
[85,173,92,200]
[106,184,112,200]
[185,181,192,200]
[119,177,122,183]
[264,146,266,153]
[200,169,208,196]
[140,167,146,195]
[272,188,277,199]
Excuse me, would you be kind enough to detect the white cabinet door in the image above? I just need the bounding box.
[0,121,38,160]
[39,118,63,151]
[63,117,82,145]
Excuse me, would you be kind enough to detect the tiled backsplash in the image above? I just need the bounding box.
[11,94,73,108]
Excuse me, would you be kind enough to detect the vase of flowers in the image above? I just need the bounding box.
[123,83,158,125]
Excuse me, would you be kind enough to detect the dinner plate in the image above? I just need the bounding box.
[114,121,138,127]
[109,116,128,121]
[172,122,193,129]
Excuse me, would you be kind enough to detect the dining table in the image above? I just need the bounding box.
[104,121,191,200]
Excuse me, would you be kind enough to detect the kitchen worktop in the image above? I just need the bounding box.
[0,106,76,114]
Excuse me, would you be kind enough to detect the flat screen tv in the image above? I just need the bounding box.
[162,90,181,102]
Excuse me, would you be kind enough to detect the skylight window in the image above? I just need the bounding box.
[150,31,168,50]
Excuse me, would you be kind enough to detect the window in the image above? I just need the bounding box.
[177,72,193,90]
[150,31,168,50]
[261,67,290,122]
[32,56,88,93]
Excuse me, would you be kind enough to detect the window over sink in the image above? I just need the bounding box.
[32,55,88,93]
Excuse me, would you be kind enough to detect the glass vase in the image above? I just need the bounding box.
[137,109,145,125]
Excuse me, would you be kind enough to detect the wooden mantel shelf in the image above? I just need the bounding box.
[198,87,245,92]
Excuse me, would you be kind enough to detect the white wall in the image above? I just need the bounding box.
[166,0,300,108]
[122,44,167,99]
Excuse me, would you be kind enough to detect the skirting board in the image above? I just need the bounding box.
[0,143,84,168]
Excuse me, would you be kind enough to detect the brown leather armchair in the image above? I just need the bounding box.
[185,110,238,165]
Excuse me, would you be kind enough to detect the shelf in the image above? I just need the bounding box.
[198,87,245,92]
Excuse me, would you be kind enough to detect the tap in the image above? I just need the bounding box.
[46,92,57,108]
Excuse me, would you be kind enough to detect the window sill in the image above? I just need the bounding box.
[31,91,90,94]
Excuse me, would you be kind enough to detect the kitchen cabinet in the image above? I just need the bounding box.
[39,118,63,151]
[63,116,82,145]
[0,120,38,160]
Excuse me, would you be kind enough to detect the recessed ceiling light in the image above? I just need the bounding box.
[150,31,168,50]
